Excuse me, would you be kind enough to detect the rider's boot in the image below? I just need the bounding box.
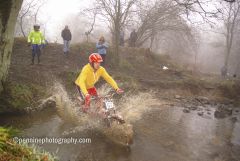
[82,106,89,113]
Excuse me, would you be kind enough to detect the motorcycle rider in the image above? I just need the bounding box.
[75,53,123,112]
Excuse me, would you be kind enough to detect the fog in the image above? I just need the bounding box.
[15,0,240,76]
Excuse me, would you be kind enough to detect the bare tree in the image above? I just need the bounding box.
[135,0,193,47]
[218,1,240,76]
[131,0,200,71]
[87,0,138,64]
[18,0,37,37]
[221,1,240,72]
[82,9,98,42]
[33,1,45,24]
[232,20,240,76]
[174,0,236,14]
[16,0,45,37]
[172,0,240,27]
[225,0,236,2]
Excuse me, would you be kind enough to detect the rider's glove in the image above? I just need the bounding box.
[85,93,91,107]
[116,88,124,94]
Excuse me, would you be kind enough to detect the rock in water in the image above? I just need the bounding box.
[214,110,226,119]
[214,106,233,119]
[195,96,209,104]
[197,112,204,116]
[102,122,133,146]
[230,117,238,123]
[183,109,190,113]
[190,106,197,110]
[175,95,181,99]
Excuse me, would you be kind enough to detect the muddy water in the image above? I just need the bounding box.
[0,91,240,161]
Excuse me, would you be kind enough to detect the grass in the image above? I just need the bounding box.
[0,127,57,161]
[219,80,240,100]
[0,82,48,112]
[8,84,33,108]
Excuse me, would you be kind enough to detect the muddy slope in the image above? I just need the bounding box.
[0,38,239,113]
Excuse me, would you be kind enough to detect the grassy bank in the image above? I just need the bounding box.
[0,82,48,114]
[0,127,56,161]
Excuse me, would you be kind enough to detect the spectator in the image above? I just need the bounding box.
[61,25,72,55]
[129,29,137,47]
[27,24,45,65]
[96,36,108,66]
[221,66,227,78]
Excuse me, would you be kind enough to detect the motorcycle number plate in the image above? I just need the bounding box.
[105,101,114,110]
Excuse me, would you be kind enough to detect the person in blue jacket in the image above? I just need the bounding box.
[96,36,108,66]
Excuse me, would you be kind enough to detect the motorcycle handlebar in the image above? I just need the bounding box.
[90,92,116,100]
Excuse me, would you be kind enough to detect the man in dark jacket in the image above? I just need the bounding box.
[61,25,72,54]
[129,29,137,47]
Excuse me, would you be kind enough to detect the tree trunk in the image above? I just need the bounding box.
[224,46,231,68]
[224,27,233,71]
[0,0,23,93]
[114,23,120,65]
[113,0,121,65]
[20,16,26,37]
[86,34,89,43]
[150,33,154,50]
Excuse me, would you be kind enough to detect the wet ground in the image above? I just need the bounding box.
[2,31,239,161]
[0,101,240,161]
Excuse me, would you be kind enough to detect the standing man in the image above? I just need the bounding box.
[96,36,108,66]
[28,24,45,65]
[221,66,227,78]
[61,25,72,55]
[129,29,137,47]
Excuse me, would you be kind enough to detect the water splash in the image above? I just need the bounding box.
[50,81,162,140]
[118,92,163,123]
[91,84,162,123]
[51,82,111,134]
[51,82,80,121]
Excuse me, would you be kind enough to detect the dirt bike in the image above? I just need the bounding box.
[76,91,133,146]
[77,92,125,127]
